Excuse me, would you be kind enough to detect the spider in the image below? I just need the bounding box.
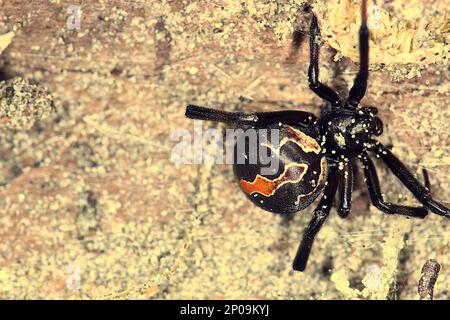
[184,0,450,271]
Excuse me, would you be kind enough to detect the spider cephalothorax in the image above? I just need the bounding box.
[185,0,450,271]
[317,106,383,160]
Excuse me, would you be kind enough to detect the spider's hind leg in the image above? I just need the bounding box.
[371,143,450,217]
[361,153,428,218]
[186,105,317,127]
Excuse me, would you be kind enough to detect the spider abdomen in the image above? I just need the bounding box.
[233,124,327,214]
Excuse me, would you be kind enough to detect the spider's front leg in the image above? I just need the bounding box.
[337,161,354,218]
[361,153,428,218]
[307,15,342,107]
[293,165,340,271]
[186,105,317,127]
[370,143,450,217]
[347,0,369,108]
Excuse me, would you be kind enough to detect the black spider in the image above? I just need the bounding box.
[185,0,449,271]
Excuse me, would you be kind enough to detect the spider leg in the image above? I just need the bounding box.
[308,15,342,107]
[337,161,354,218]
[422,168,431,190]
[361,152,428,218]
[369,142,450,217]
[293,165,340,271]
[186,105,317,127]
[347,0,369,108]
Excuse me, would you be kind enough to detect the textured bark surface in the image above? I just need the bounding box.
[0,0,448,299]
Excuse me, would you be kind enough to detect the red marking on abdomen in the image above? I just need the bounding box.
[239,163,308,197]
